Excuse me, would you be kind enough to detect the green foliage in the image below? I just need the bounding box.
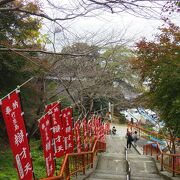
[0,138,64,179]
[0,1,42,48]
[102,45,142,90]
[0,140,18,180]
[135,21,180,137]
[0,1,44,135]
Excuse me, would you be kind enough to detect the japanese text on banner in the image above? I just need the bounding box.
[45,102,64,158]
[61,107,74,153]
[74,120,82,153]
[39,114,55,177]
[88,119,93,150]
[1,91,33,180]
[82,118,88,151]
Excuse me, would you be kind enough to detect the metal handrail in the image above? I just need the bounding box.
[128,123,180,177]
[128,123,180,142]
[125,147,131,180]
[41,140,106,180]
[143,142,180,177]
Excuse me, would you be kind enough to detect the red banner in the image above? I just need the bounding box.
[0,90,33,180]
[45,102,64,158]
[82,118,88,151]
[39,114,55,177]
[61,107,74,153]
[88,119,93,150]
[104,122,110,135]
[100,124,105,142]
[74,120,82,153]
[97,116,101,140]
[93,116,98,141]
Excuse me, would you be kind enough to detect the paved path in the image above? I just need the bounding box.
[85,124,165,180]
[110,124,127,137]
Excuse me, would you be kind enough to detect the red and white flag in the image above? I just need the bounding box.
[74,120,82,153]
[61,107,74,153]
[45,102,64,158]
[100,124,105,142]
[104,122,110,135]
[39,114,55,177]
[0,90,33,180]
[93,115,99,141]
[97,116,101,140]
[88,119,93,150]
[82,118,88,151]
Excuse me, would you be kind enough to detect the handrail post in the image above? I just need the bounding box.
[87,154,88,167]
[66,157,70,180]
[91,152,93,168]
[139,128,140,139]
[161,153,163,171]
[151,144,152,156]
[172,156,175,177]
[82,154,85,175]
[143,146,144,155]
[156,143,158,160]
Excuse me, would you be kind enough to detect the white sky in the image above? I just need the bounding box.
[41,0,180,51]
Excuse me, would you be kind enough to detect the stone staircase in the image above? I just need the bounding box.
[128,154,164,180]
[85,135,165,180]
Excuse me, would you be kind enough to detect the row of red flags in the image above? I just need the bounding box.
[0,90,110,180]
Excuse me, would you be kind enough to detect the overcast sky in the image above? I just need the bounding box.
[41,0,180,51]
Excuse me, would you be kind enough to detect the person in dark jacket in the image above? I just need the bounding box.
[112,126,117,135]
[131,118,134,124]
[127,132,133,149]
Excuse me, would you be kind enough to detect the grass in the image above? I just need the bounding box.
[0,138,64,180]
[0,142,18,180]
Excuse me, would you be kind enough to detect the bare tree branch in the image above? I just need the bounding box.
[0,47,93,57]
[0,6,90,21]
[0,0,14,6]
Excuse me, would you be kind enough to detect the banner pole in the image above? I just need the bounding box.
[17,87,36,180]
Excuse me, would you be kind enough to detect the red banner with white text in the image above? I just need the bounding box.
[104,122,110,135]
[39,114,55,177]
[100,124,105,142]
[88,119,93,150]
[82,118,88,151]
[61,107,74,153]
[93,116,99,141]
[0,90,33,180]
[97,116,101,140]
[74,120,82,153]
[45,102,64,158]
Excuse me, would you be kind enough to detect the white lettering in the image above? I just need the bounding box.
[14,130,24,146]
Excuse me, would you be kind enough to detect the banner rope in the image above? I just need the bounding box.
[0,77,34,102]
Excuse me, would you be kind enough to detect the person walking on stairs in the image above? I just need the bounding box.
[126,131,133,149]
[132,131,138,147]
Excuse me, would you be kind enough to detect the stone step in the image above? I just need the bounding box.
[99,153,125,159]
[100,153,152,159]
[96,156,126,173]
[84,133,166,180]
[94,169,126,174]
[96,161,126,173]
[85,172,127,180]
[131,173,164,180]
[128,154,154,160]
[86,172,163,180]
